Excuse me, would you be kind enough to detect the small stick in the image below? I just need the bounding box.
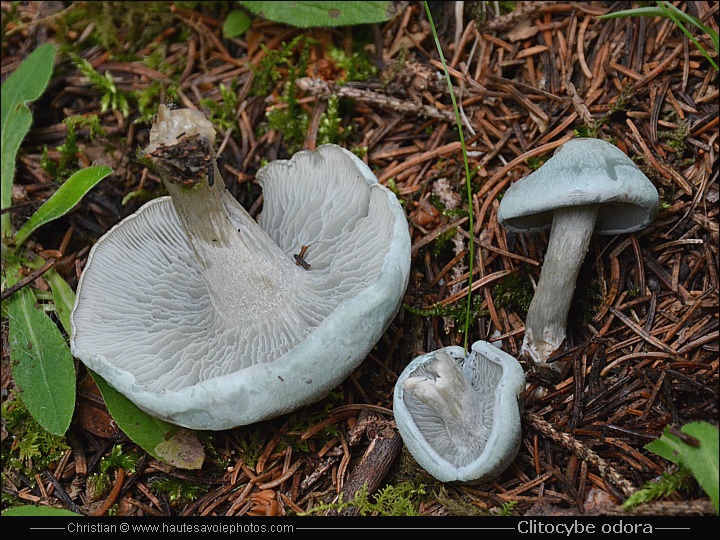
[92,468,125,516]
[1,258,57,301]
[326,422,402,516]
[525,413,635,497]
[293,244,311,270]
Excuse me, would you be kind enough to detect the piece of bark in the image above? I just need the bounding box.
[327,417,402,516]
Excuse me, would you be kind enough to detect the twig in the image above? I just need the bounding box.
[296,77,456,122]
[1,258,57,301]
[92,468,125,516]
[525,413,635,498]
[326,420,402,516]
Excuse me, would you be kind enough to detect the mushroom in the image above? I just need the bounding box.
[70,105,411,431]
[393,341,525,484]
[497,138,659,370]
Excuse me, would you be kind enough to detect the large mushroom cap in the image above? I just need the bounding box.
[393,341,525,484]
[70,143,411,430]
[497,138,659,235]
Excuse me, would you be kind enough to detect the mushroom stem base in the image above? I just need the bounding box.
[522,204,599,370]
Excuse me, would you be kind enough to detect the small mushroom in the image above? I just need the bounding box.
[70,105,411,430]
[393,341,525,483]
[497,138,659,370]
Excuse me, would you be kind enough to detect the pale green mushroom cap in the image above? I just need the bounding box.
[394,341,525,484]
[498,138,659,236]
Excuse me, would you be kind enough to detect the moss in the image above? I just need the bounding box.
[404,295,489,330]
[263,36,314,153]
[251,34,311,97]
[524,155,547,171]
[576,278,604,323]
[583,84,636,137]
[317,95,350,146]
[305,481,426,516]
[150,477,209,504]
[87,445,141,499]
[326,45,377,83]
[658,117,690,155]
[72,55,131,117]
[41,114,104,182]
[55,1,183,56]
[1,392,69,481]
[624,469,694,511]
[201,81,239,130]
[494,270,534,312]
[435,486,487,516]
[233,430,265,470]
[431,226,459,257]
[384,178,405,205]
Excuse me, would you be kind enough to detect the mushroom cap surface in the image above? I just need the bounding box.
[70,144,411,430]
[393,341,525,484]
[497,138,659,235]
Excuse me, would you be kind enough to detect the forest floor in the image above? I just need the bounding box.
[1,1,718,518]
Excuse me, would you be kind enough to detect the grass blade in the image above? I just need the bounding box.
[423,1,474,350]
[598,2,717,70]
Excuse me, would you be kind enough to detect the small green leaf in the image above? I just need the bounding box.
[240,1,392,28]
[90,371,203,469]
[1,43,56,237]
[8,283,76,436]
[646,422,719,512]
[223,9,253,38]
[44,269,75,335]
[2,505,80,517]
[14,165,112,247]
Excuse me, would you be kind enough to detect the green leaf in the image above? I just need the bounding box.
[240,1,392,28]
[44,269,75,335]
[2,505,80,516]
[90,371,203,469]
[646,422,719,512]
[1,43,56,237]
[8,282,76,436]
[14,165,113,247]
[223,9,253,38]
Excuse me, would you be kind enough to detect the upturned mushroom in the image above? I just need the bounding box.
[497,138,659,370]
[393,341,525,483]
[70,105,411,430]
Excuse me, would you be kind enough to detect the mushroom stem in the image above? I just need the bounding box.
[403,351,488,466]
[146,106,301,322]
[522,204,599,369]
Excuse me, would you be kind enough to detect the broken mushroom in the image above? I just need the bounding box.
[393,341,525,484]
[70,105,411,430]
[497,138,659,370]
